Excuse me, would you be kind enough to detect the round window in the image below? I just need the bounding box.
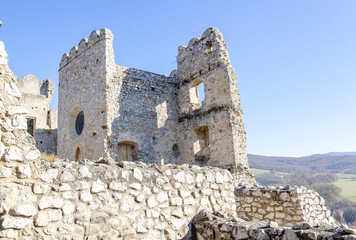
[75,111,84,135]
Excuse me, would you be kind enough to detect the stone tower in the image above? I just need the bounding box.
[176,28,248,172]
[58,29,114,161]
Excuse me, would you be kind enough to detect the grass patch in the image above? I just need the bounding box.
[334,174,356,202]
[251,168,270,176]
[41,153,60,162]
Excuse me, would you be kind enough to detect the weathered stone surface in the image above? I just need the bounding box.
[25,149,40,161]
[1,216,31,229]
[11,204,37,217]
[0,167,11,177]
[235,185,336,226]
[184,210,356,240]
[3,147,22,162]
[38,196,64,210]
[34,209,62,227]
[91,179,106,193]
[16,164,31,178]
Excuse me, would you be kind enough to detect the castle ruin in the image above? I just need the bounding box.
[15,75,57,154]
[58,28,248,172]
[0,25,351,239]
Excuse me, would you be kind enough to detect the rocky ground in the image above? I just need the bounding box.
[183,210,356,240]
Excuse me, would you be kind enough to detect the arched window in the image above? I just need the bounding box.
[75,111,84,135]
[118,141,138,162]
[75,147,81,161]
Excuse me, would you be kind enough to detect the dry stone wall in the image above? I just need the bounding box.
[0,158,254,239]
[0,41,41,168]
[184,210,355,240]
[235,185,335,227]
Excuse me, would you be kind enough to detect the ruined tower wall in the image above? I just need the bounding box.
[106,65,180,164]
[16,75,57,153]
[176,28,248,171]
[58,29,114,161]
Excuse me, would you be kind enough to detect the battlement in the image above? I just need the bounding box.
[59,28,113,69]
[177,27,231,82]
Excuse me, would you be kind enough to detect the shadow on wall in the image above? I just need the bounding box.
[32,128,57,154]
[108,67,180,165]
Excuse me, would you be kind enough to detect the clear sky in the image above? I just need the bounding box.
[1,1,356,157]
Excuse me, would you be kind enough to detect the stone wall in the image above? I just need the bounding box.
[176,28,248,172]
[16,75,57,154]
[235,185,335,227]
[107,65,180,164]
[184,210,354,240]
[0,41,41,165]
[0,157,255,239]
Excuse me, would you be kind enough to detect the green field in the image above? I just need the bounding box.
[335,174,356,202]
[251,168,269,175]
[252,168,356,202]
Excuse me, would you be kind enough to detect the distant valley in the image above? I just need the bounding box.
[248,152,356,174]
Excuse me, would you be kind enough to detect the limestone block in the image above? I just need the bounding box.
[62,201,75,215]
[78,166,92,178]
[179,189,191,198]
[196,173,204,183]
[215,172,224,184]
[147,196,158,208]
[40,168,59,183]
[25,149,40,161]
[133,168,142,182]
[0,167,12,178]
[33,183,50,195]
[7,106,28,116]
[11,204,37,217]
[157,192,168,203]
[171,218,184,230]
[38,196,64,210]
[3,147,23,162]
[91,179,107,193]
[135,194,145,203]
[1,216,31,229]
[59,170,75,182]
[75,180,90,190]
[186,173,194,184]
[80,191,93,203]
[170,196,183,206]
[129,183,142,190]
[16,164,31,179]
[109,181,126,192]
[2,132,15,146]
[173,171,185,183]
[0,229,18,239]
[35,209,62,227]
[58,183,71,192]
[171,208,183,218]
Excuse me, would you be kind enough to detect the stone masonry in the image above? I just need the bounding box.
[16,75,57,154]
[235,185,335,227]
[184,210,355,240]
[58,27,248,172]
[0,28,347,239]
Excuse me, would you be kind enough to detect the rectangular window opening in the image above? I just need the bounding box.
[194,126,210,163]
[189,78,205,107]
[26,117,36,137]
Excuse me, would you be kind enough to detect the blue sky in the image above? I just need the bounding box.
[1,1,356,157]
